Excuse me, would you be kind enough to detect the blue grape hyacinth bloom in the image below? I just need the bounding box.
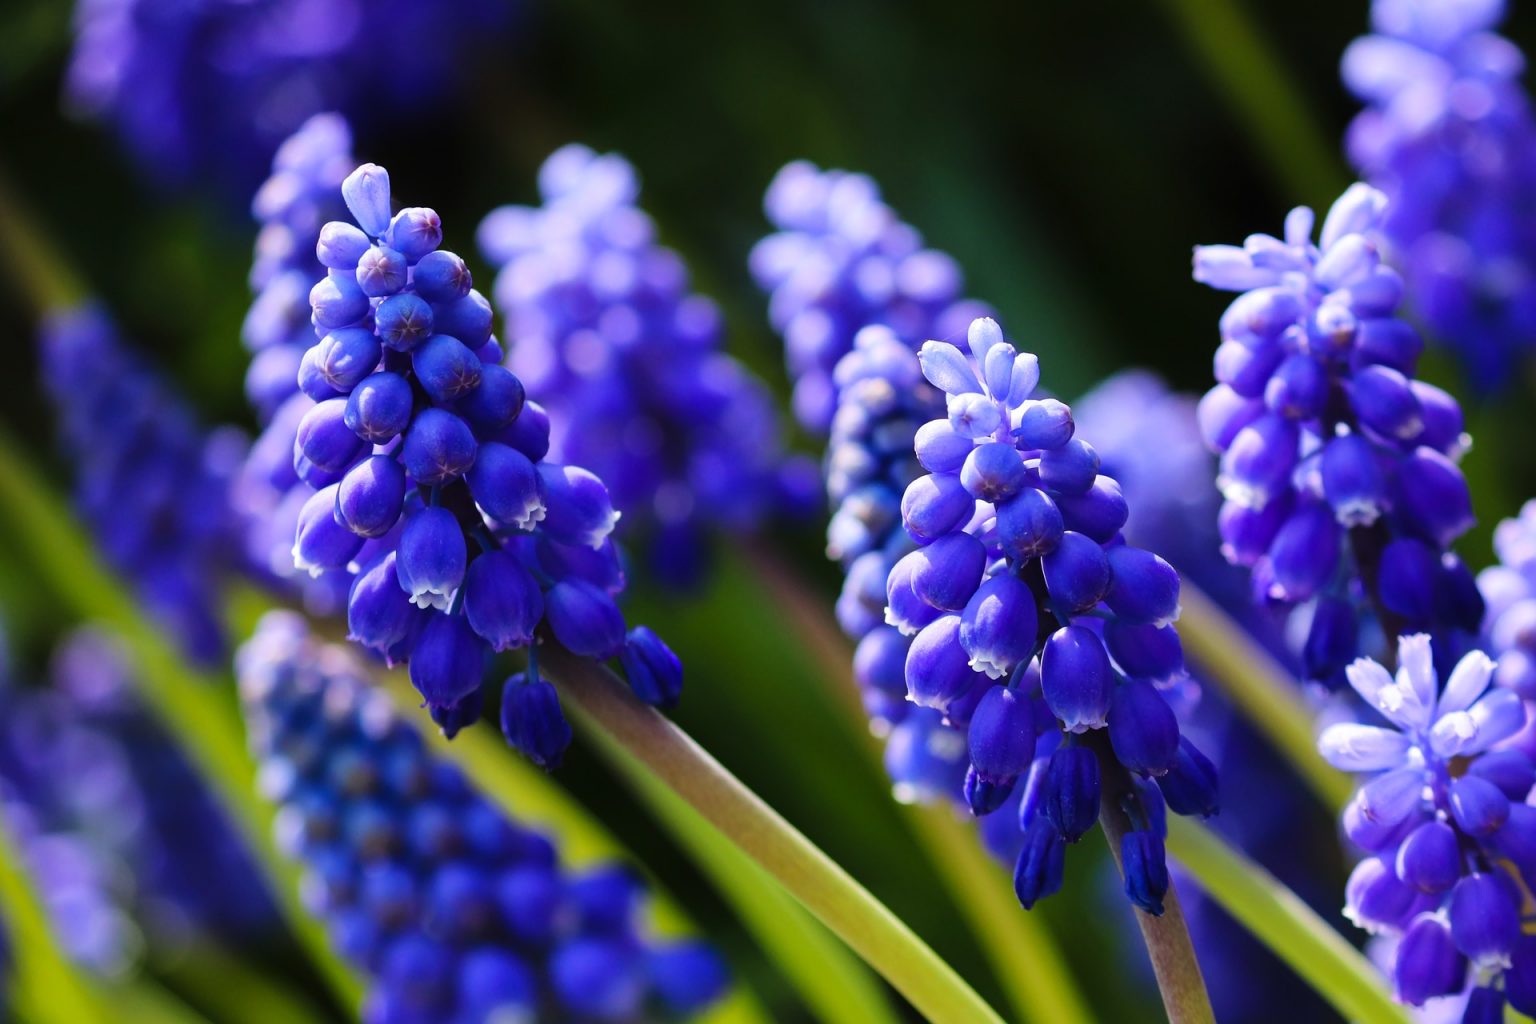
[478,145,816,585]
[269,159,684,764]
[893,316,1219,914]
[1319,634,1536,1015]
[1194,182,1481,684]
[238,612,729,1023]
[66,0,519,193]
[39,305,248,665]
[1343,0,1536,390]
[751,161,992,432]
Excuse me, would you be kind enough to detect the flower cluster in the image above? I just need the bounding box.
[895,317,1219,915]
[66,0,518,192]
[750,160,992,432]
[238,613,728,1023]
[478,145,815,585]
[1343,0,1536,390]
[1319,635,1536,1014]
[39,306,247,664]
[1193,183,1481,687]
[279,160,682,763]
[236,114,357,614]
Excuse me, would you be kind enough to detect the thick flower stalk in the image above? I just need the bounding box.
[893,316,1219,914]
[236,114,357,613]
[38,305,247,664]
[1343,0,1536,390]
[478,145,815,584]
[65,0,518,192]
[1318,635,1536,1015]
[750,161,992,432]
[277,159,682,764]
[1194,183,1481,686]
[237,612,729,1022]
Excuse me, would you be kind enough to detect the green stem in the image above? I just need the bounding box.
[1178,581,1353,812]
[0,812,114,1024]
[0,435,363,1013]
[900,802,1089,1023]
[541,644,1007,1024]
[745,545,1091,1024]
[1165,817,1409,1023]
[1087,732,1214,1024]
[1151,0,1349,205]
[572,704,903,1024]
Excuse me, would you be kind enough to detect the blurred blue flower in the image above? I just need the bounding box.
[39,306,248,664]
[66,0,520,194]
[479,145,816,586]
[751,160,992,432]
[237,612,729,1022]
[1343,0,1536,390]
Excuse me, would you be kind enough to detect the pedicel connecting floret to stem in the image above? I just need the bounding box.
[275,160,684,766]
[1193,183,1481,684]
[894,316,1220,914]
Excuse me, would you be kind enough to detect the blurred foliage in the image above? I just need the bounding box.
[7,0,1536,1021]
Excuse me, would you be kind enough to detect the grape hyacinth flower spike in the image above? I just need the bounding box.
[238,613,729,1022]
[897,316,1219,914]
[751,161,993,432]
[66,0,516,192]
[1342,0,1536,391]
[39,305,247,664]
[1318,635,1536,1015]
[1194,182,1480,685]
[479,145,815,585]
[278,159,685,764]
